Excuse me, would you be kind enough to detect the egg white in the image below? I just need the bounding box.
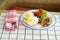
[23,12,34,19]
[27,17,39,26]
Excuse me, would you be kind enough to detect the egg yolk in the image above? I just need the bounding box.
[28,19,33,23]
[25,13,30,18]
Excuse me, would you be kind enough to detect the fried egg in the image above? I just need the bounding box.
[23,12,34,19]
[27,17,39,26]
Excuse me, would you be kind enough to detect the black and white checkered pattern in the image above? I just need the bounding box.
[0,12,60,40]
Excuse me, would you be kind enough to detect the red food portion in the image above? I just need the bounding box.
[33,9,42,17]
[10,6,32,11]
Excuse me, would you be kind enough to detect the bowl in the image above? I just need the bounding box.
[20,9,56,30]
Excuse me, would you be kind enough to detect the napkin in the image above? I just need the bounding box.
[4,10,18,31]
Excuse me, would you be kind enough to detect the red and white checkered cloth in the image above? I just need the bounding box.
[4,10,18,31]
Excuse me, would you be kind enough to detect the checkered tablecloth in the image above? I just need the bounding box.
[0,12,60,40]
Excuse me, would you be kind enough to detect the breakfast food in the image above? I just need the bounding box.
[40,17,51,27]
[22,9,51,27]
[27,17,39,26]
[23,12,34,19]
[23,12,39,26]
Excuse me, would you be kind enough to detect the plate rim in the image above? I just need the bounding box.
[20,9,56,30]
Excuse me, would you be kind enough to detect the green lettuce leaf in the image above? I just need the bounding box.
[41,10,47,19]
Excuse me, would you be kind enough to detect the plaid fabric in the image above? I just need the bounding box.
[5,10,18,31]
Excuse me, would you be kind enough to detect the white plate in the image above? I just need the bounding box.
[20,9,56,30]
